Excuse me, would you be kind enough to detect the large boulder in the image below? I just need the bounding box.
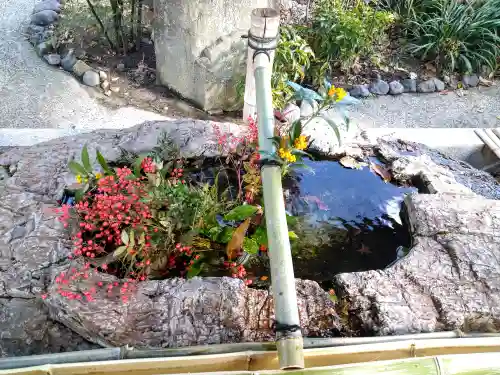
[0,119,339,355]
[153,0,276,112]
[335,193,500,335]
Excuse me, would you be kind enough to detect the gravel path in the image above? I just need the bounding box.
[0,0,168,132]
[350,85,500,129]
[2,0,500,136]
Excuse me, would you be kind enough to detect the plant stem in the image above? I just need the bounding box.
[135,0,143,51]
[131,0,136,43]
[85,0,116,50]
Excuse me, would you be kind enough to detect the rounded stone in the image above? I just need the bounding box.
[35,41,52,56]
[72,60,92,77]
[82,71,100,87]
[61,52,77,72]
[433,78,445,92]
[44,53,61,66]
[368,80,390,95]
[462,74,480,88]
[30,10,59,26]
[402,79,417,93]
[32,0,61,14]
[389,81,404,95]
[417,79,436,93]
[349,84,370,98]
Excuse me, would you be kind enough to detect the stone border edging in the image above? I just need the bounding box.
[348,74,485,98]
[26,0,117,95]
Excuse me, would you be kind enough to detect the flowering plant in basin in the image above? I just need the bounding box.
[263,80,356,175]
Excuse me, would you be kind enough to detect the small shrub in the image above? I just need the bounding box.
[309,0,395,71]
[405,0,500,73]
[272,26,315,110]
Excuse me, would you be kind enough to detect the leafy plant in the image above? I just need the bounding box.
[405,0,500,73]
[263,80,356,176]
[272,26,315,109]
[309,0,395,71]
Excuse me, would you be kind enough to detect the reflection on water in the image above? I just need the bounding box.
[283,159,416,280]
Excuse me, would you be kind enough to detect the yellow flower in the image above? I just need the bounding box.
[279,148,296,163]
[293,135,308,150]
[328,84,337,97]
[95,172,103,180]
[328,84,348,102]
[334,87,347,102]
[76,175,83,184]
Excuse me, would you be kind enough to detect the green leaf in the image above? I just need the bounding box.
[68,161,87,176]
[206,226,222,241]
[114,245,128,257]
[252,226,268,247]
[288,231,299,240]
[96,151,112,174]
[187,262,203,279]
[121,230,129,245]
[242,237,259,254]
[81,145,92,172]
[129,230,135,247]
[218,227,235,244]
[290,120,302,142]
[286,214,298,226]
[74,189,84,202]
[321,116,342,145]
[224,205,259,221]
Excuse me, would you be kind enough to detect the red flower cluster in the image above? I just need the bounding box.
[141,157,156,174]
[247,116,259,144]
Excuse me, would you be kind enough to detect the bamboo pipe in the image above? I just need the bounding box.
[475,129,500,159]
[242,9,278,123]
[249,8,304,370]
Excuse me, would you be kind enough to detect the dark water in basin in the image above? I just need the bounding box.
[283,159,416,281]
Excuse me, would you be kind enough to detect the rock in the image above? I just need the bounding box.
[283,103,300,124]
[368,80,390,95]
[99,71,107,81]
[302,107,357,154]
[35,41,52,56]
[117,63,125,71]
[82,71,100,87]
[31,10,59,26]
[417,79,436,93]
[104,89,112,96]
[375,139,500,200]
[43,53,60,65]
[154,0,263,111]
[101,80,110,90]
[433,78,445,92]
[401,79,417,93]
[336,193,500,335]
[46,276,340,348]
[72,60,92,77]
[389,81,404,95]
[26,24,45,45]
[349,84,370,98]
[462,74,480,88]
[61,51,77,72]
[299,100,318,117]
[409,72,418,80]
[32,0,61,13]
[111,86,120,93]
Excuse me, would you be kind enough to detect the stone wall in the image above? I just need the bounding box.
[153,0,276,112]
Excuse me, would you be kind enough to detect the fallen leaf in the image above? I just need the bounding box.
[439,90,449,95]
[479,76,494,87]
[339,156,366,170]
[226,218,251,260]
[369,162,391,182]
[357,243,372,255]
[260,276,269,281]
